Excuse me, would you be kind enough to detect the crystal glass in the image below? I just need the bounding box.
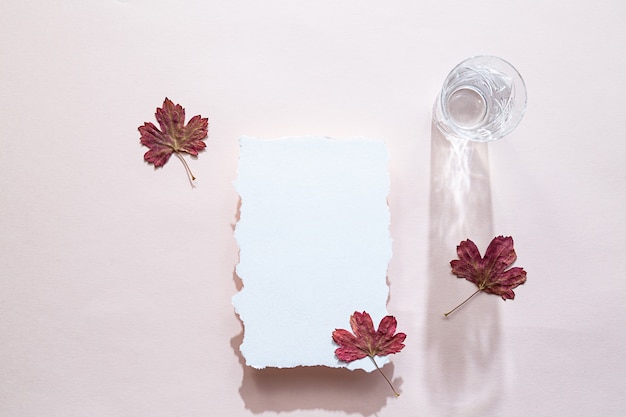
[433,56,527,142]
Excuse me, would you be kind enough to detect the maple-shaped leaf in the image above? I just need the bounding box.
[444,236,527,317]
[138,98,208,181]
[333,311,406,397]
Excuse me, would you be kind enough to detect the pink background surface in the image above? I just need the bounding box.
[1,1,625,416]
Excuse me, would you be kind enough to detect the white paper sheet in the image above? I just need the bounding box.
[232,135,392,371]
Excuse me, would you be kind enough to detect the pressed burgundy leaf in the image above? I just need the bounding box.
[445,236,527,317]
[138,98,208,181]
[333,311,406,396]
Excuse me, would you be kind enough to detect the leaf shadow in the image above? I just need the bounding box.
[424,124,505,416]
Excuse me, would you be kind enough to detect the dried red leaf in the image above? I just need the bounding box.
[333,311,406,396]
[333,311,406,361]
[138,98,208,181]
[445,236,527,317]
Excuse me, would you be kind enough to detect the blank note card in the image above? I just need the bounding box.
[232,135,392,371]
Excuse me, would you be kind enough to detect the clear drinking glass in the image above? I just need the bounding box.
[433,56,527,142]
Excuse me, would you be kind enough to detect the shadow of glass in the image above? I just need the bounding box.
[231,329,400,415]
[425,124,504,416]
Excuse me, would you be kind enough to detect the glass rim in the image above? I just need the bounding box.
[435,55,527,142]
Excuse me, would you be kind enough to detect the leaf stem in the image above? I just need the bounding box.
[174,152,196,181]
[368,355,399,397]
[444,288,482,318]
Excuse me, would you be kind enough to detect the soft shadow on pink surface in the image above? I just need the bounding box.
[425,125,504,416]
[230,327,400,415]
